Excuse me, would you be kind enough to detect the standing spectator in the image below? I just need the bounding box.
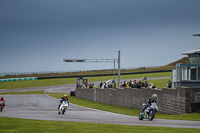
[108,83,112,88]
[134,80,137,85]
[82,83,86,88]
[105,83,109,88]
[122,81,126,88]
[101,82,106,89]
[136,81,141,89]
[131,82,136,88]
[149,82,157,89]
[141,81,144,87]
[167,80,172,88]
[129,80,132,88]
[99,82,103,88]
[119,81,123,88]
[126,83,129,88]
[89,83,94,88]
[144,80,148,87]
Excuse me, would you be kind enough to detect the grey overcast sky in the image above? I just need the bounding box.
[0,0,200,73]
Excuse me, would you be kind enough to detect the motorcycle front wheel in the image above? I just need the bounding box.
[62,108,66,115]
[148,110,155,121]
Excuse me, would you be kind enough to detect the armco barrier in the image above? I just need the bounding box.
[0,77,38,82]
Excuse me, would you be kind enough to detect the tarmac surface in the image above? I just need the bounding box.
[0,94,200,129]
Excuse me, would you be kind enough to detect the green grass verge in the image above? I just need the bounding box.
[0,117,199,133]
[0,72,172,89]
[49,93,200,121]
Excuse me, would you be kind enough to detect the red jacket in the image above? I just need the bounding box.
[0,99,5,104]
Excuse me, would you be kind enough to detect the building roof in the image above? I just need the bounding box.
[182,48,200,55]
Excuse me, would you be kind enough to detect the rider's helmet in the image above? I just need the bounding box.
[64,94,68,98]
[152,94,158,99]
[1,97,3,100]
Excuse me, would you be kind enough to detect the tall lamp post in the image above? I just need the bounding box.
[63,51,121,88]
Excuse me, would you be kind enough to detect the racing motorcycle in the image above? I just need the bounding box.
[58,101,69,115]
[139,103,158,121]
[0,101,5,112]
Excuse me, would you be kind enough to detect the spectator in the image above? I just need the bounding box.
[101,82,106,89]
[136,80,142,88]
[108,83,113,88]
[105,83,109,88]
[82,83,86,88]
[119,81,123,88]
[167,80,172,88]
[144,80,148,87]
[129,80,132,88]
[87,83,89,88]
[126,83,129,88]
[89,83,94,88]
[99,82,103,88]
[122,81,126,88]
[134,80,137,84]
[149,82,157,89]
[141,81,144,87]
[131,82,136,88]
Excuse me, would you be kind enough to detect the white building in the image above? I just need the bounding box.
[173,48,200,88]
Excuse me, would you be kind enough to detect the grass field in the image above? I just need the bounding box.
[1,117,200,133]
[0,91,200,133]
[0,72,172,89]
[1,71,200,132]
[0,71,199,121]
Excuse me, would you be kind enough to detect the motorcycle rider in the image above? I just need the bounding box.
[141,94,157,112]
[0,97,5,109]
[58,94,69,114]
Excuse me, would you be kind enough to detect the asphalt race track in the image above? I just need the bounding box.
[0,94,200,129]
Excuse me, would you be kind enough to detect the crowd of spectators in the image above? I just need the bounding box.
[81,75,163,89]
[94,79,157,89]
[81,79,172,89]
[82,82,94,89]
[99,82,113,89]
[82,82,113,89]
[119,80,156,89]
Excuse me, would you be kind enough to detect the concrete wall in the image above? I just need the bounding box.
[75,87,200,114]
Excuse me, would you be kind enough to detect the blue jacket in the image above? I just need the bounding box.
[60,97,69,103]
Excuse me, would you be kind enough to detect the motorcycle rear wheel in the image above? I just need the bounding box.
[138,113,144,120]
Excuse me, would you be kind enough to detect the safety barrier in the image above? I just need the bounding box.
[76,87,200,114]
[0,77,38,82]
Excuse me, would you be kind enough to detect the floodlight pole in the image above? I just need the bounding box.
[118,50,120,88]
[113,59,116,88]
[63,51,121,88]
